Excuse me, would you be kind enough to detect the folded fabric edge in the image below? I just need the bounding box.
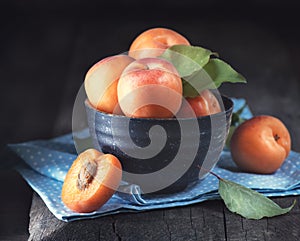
[62,194,221,222]
[15,158,300,222]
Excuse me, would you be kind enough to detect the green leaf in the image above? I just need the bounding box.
[225,102,249,148]
[203,58,247,89]
[160,45,214,77]
[218,178,296,219]
[225,125,236,149]
[180,64,216,97]
[181,79,198,98]
[160,45,247,98]
[179,58,247,98]
[203,59,246,88]
[230,102,248,126]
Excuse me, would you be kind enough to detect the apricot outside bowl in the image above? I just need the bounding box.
[85,96,233,194]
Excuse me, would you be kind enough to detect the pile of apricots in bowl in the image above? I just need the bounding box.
[84,27,224,119]
[61,27,292,213]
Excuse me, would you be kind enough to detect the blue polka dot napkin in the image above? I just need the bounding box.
[8,98,300,222]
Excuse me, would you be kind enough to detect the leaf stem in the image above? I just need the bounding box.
[236,101,248,115]
[197,165,223,180]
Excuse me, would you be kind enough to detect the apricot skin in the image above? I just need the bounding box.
[117,57,183,118]
[84,55,134,114]
[177,89,221,118]
[230,115,291,174]
[129,27,190,59]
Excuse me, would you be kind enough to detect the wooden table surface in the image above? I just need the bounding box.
[1,2,300,240]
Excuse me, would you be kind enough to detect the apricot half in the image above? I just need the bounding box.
[129,27,190,59]
[230,115,291,174]
[61,149,122,213]
[84,55,134,114]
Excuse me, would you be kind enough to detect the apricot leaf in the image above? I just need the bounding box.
[225,125,236,149]
[181,79,199,98]
[181,67,215,97]
[160,45,214,77]
[231,101,248,126]
[161,45,247,97]
[202,58,247,88]
[218,177,296,219]
[225,102,248,148]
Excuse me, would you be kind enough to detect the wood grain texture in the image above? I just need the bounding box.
[28,194,300,241]
[224,196,300,241]
[1,2,300,240]
[25,19,300,241]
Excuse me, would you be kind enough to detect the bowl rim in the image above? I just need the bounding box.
[84,94,233,121]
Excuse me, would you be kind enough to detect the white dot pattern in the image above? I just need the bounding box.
[7,98,300,222]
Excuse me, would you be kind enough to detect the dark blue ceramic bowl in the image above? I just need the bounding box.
[85,96,233,194]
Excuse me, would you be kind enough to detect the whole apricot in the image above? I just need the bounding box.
[177,89,221,118]
[84,55,134,114]
[117,57,182,118]
[129,27,190,59]
[230,115,291,174]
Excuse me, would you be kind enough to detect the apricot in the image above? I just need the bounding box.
[61,149,122,213]
[129,27,190,59]
[177,89,221,118]
[117,57,183,118]
[84,55,134,114]
[230,115,291,174]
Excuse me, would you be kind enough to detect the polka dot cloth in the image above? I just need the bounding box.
[8,98,300,222]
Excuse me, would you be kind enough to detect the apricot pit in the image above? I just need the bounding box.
[76,159,97,191]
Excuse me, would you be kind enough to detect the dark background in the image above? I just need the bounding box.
[0,1,300,240]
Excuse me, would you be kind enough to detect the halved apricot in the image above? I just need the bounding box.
[61,149,122,213]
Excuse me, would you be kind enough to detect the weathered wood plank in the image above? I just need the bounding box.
[190,200,226,241]
[1,1,299,240]
[264,197,300,241]
[224,196,300,241]
[112,211,170,241]
[28,194,300,241]
[162,206,197,241]
[28,193,120,241]
[27,16,300,241]
[0,170,32,239]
